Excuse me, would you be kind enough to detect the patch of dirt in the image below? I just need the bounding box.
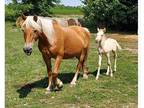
[107,33,138,43]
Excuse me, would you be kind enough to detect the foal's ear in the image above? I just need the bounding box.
[21,14,27,20]
[103,28,106,32]
[97,28,100,32]
[33,15,38,22]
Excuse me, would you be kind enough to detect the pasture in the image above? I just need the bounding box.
[5,22,137,108]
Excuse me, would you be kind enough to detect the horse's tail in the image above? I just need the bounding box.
[115,41,122,50]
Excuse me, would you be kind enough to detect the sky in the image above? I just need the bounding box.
[5,0,84,6]
[60,0,84,6]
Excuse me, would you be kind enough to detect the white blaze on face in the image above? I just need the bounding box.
[24,42,33,49]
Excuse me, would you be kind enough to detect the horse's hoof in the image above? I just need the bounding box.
[45,89,51,94]
[83,74,88,79]
[70,82,76,87]
[57,83,63,90]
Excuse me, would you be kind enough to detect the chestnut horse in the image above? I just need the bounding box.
[18,15,90,92]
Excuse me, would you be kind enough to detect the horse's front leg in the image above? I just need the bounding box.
[52,55,63,90]
[42,54,53,92]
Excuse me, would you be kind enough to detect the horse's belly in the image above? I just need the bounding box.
[64,44,83,58]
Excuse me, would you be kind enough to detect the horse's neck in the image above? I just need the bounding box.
[38,32,51,48]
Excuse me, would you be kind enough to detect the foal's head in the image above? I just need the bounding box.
[19,15,41,56]
[95,28,106,42]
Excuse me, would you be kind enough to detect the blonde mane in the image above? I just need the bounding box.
[22,16,55,45]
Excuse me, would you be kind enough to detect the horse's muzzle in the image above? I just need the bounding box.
[23,47,32,56]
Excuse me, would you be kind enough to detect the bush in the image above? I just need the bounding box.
[5,3,32,21]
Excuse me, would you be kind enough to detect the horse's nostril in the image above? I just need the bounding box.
[23,47,32,53]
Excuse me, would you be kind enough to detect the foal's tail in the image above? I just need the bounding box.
[115,41,122,50]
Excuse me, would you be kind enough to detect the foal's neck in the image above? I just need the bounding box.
[99,35,107,47]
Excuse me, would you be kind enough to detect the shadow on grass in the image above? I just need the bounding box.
[17,72,75,98]
[17,69,107,98]
[91,69,107,76]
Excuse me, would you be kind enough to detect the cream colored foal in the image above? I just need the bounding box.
[95,28,121,80]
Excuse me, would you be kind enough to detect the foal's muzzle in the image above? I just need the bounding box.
[23,47,32,56]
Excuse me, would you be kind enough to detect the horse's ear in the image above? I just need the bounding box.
[21,14,27,20]
[97,28,100,32]
[33,15,38,22]
[103,28,106,32]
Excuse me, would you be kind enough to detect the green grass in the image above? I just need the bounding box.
[5,22,137,108]
[50,6,83,15]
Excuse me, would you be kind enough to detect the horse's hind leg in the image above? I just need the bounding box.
[70,51,85,86]
[70,60,82,86]
[82,49,89,79]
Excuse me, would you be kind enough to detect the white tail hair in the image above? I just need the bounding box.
[115,41,122,50]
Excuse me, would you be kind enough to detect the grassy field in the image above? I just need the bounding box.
[5,22,137,108]
[50,6,83,15]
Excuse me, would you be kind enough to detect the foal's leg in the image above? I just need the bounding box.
[113,51,117,72]
[52,55,63,89]
[106,53,110,75]
[106,53,113,77]
[96,54,102,80]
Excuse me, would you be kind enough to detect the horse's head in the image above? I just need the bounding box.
[19,15,41,56]
[95,28,106,42]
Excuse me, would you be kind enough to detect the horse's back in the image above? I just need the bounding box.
[68,26,90,47]
[104,38,119,52]
[61,26,90,58]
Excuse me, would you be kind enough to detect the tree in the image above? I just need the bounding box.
[22,0,60,16]
[82,0,137,32]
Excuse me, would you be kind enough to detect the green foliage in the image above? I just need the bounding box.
[5,3,32,21]
[21,0,60,16]
[82,0,138,32]
[5,0,60,21]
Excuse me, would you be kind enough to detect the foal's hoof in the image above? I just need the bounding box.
[110,74,113,77]
[106,72,109,76]
[83,74,88,79]
[95,77,99,80]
